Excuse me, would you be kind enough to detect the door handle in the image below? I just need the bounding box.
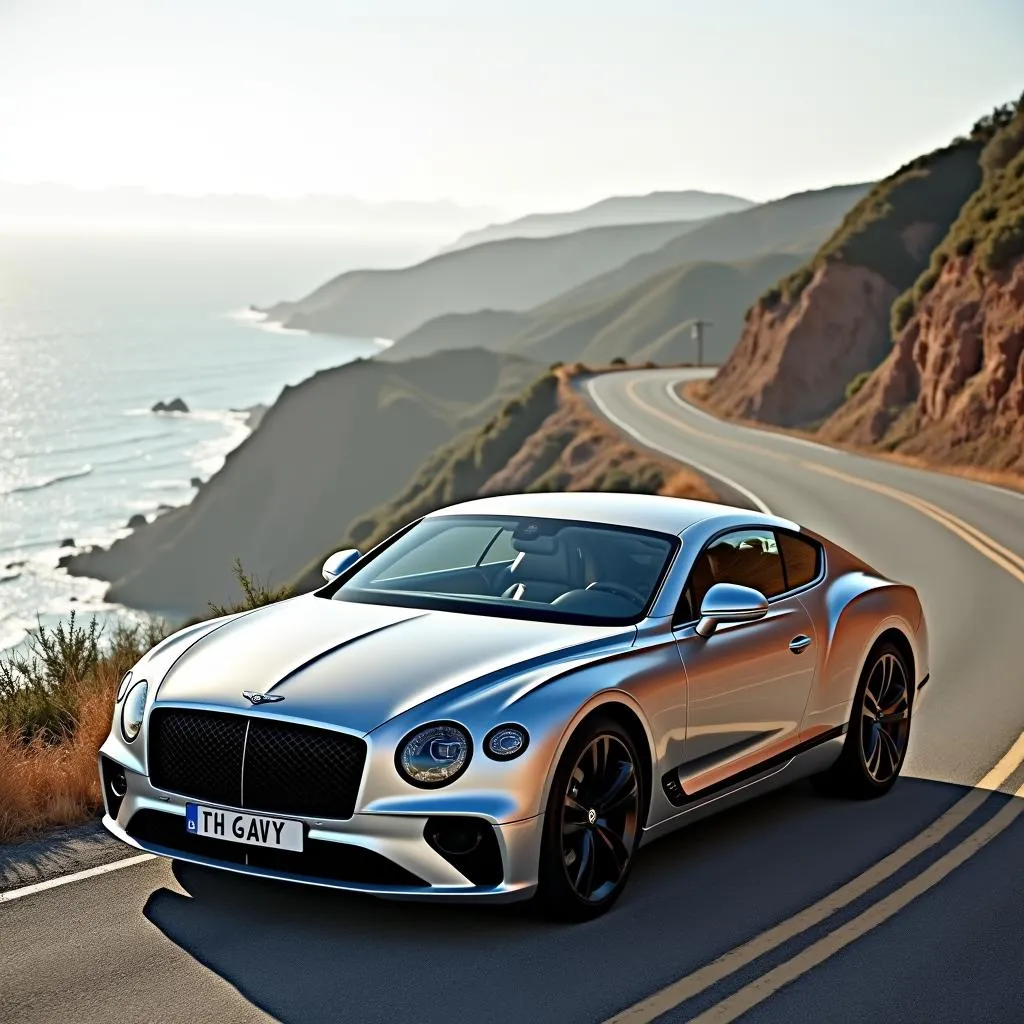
[789,634,812,654]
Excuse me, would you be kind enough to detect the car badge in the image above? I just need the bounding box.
[242,690,285,705]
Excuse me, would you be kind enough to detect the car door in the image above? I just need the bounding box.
[668,528,818,802]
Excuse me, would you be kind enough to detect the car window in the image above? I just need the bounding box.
[334,514,678,626]
[675,528,787,623]
[777,532,822,589]
[478,528,516,565]
[375,525,501,579]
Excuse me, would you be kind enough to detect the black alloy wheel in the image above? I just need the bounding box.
[814,639,913,799]
[860,650,911,784]
[536,718,642,920]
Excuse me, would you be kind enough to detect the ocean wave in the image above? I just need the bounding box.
[0,431,174,463]
[2,464,93,496]
[255,318,309,337]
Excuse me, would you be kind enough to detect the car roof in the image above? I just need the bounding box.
[428,492,790,537]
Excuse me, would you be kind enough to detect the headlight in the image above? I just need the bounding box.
[120,680,148,742]
[397,722,471,788]
[116,671,133,703]
[484,724,529,761]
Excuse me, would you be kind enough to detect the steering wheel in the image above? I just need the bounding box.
[585,580,647,605]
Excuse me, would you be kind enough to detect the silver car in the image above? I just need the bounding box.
[99,492,928,920]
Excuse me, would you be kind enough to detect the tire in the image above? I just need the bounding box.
[814,640,912,799]
[533,716,643,921]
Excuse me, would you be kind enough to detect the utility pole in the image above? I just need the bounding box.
[690,320,713,367]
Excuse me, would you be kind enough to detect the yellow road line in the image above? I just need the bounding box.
[603,730,1024,1024]
[687,779,1024,1024]
[802,462,1024,586]
[622,377,1024,580]
[601,375,1024,1024]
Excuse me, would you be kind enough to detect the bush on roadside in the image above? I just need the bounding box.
[0,560,283,844]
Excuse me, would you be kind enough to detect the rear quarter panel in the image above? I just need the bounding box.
[797,538,928,733]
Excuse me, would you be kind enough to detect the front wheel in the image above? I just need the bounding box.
[534,718,642,921]
[814,640,912,799]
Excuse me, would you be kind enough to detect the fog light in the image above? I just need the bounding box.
[484,724,529,761]
[429,820,483,856]
[109,767,127,798]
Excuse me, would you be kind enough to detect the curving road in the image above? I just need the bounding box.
[2,367,1023,1024]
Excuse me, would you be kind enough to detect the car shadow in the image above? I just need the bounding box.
[143,776,1002,1024]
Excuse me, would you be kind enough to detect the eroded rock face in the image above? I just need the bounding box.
[703,262,898,427]
[823,256,1024,473]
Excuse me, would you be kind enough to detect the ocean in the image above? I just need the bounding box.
[0,229,444,650]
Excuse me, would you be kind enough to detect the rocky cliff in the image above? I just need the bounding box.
[701,141,987,427]
[821,255,1023,472]
[822,98,1024,473]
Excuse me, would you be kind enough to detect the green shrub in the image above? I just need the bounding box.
[783,266,813,300]
[846,370,873,401]
[913,268,940,302]
[207,559,294,617]
[0,613,166,742]
[610,356,628,366]
[981,212,1024,271]
[890,292,916,335]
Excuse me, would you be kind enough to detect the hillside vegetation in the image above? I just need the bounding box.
[264,219,697,339]
[762,142,985,311]
[64,349,542,617]
[440,190,753,252]
[548,183,871,314]
[702,120,995,428]
[822,94,1024,474]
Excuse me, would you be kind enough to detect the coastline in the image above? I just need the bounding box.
[2,334,383,652]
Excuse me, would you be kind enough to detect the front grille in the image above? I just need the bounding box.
[149,708,366,820]
[126,809,428,887]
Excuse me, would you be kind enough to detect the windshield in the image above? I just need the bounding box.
[331,514,678,625]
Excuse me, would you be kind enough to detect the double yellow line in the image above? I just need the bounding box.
[602,377,1024,1024]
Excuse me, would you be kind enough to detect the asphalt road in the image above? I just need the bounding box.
[2,367,1023,1024]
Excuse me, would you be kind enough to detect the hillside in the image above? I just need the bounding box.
[263,219,699,340]
[701,139,988,427]
[541,183,872,314]
[64,349,542,616]
[383,253,805,367]
[822,96,1024,474]
[439,190,753,252]
[291,366,717,592]
[382,183,871,368]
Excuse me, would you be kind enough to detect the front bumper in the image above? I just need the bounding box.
[100,758,543,903]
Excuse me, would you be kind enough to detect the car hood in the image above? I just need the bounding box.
[153,595,634,734]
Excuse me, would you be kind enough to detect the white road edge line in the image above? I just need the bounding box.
[585,378,773,515]
[663,380,850,457]
[0,853,155,904]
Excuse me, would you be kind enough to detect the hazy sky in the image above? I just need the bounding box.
[2,0,1022,214]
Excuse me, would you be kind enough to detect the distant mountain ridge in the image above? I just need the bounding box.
[385,251,807,367]
[269,182,869,349]
[439,190,754,252]
[264,219,700,339]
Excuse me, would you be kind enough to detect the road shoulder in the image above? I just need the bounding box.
[0,818,128,893]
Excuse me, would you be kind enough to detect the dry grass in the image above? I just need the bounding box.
[0,567,281,846]
[0,665,116,843]
[481,364,716,502]
[680,378,1024,495]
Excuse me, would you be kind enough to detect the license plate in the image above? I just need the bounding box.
[185,804,303,852]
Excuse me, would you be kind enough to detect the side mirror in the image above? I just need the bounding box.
[695,582,768,637]
[322,549,361,583]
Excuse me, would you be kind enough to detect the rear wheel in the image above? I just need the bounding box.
[534,718,642,921]
[815,640,912,799]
